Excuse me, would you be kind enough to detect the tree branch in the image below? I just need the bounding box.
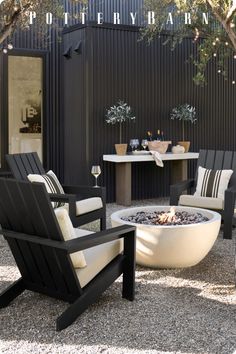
[223,22,236,50]
[226,5,236,24]
[206,0,225,24]
[0,9,21,45]
[0,3,31,46]
[205,0,236,51]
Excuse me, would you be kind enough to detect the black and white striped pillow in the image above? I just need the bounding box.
[194,166,233,199]
[27,170,65,208]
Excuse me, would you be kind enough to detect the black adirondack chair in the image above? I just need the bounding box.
[6,152,106,230]
[0,178,136,330]
[170,149,236,239]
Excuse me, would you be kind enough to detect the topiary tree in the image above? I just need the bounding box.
[106,100,136,144]
[142,0,236,85]
[170,104,197,141]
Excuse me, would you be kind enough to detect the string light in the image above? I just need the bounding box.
[7,44,13,50]
[216,37,219,42]
[225,42,229,46]
[194,28,199,42]
[232,81,236,85]
[218,69,221,73]
[213,53,217,57]
[3,49,8,54]
[234,54,236,59]
[212,42,216,46]
[230,22,235,28]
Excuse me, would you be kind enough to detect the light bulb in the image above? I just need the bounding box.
[3,48,8,54]
[225,42,229,46]
[216,37,219,41]
[212,42,216,46]
[218,69,221,73]
[232,81,235,85]
[213,53,217,57]
[234,54,236,59]
[7,43,13,50]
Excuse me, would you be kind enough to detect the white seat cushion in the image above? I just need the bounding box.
[75,228,123,288]
[57,197,103,216]
[75,197,103,216]
[179,194,224,210]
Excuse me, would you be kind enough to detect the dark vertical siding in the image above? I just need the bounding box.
[63,27,88,185]
[0,0,144,177]
[63,24,236,202]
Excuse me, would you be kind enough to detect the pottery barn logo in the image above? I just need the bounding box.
[28,11,210,26]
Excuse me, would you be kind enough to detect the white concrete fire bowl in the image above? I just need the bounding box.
[111,206,221,268]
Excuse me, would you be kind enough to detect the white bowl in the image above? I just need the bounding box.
[111,206,221,268]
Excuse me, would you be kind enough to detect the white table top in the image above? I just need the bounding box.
[103,152,199,163]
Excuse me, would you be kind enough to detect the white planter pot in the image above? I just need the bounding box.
[111,206,221,268]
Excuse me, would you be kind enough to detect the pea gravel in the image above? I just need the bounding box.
[0,198,236,354]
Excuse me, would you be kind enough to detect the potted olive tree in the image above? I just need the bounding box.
[106,100,136,155]
[170,104,197,152]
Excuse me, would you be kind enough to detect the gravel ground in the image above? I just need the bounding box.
[0,198,236,354]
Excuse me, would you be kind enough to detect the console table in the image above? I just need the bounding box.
[103,152,199,206]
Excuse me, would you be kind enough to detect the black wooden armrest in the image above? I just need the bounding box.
[170,179,195,205]
[49,193,76,217]
[2,225,135,253]
[49,193,76,203]
[65,225,135,253]
[62,185,106,202]
[0,171,12,178]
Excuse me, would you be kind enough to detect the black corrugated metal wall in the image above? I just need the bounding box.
[63,23,236,202]
[0,0,144,176]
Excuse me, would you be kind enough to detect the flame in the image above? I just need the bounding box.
[157,207,178,224]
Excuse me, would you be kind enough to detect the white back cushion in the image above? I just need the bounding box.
[54,208,88,268]
[194,166,233,199]
[28,170,65,208]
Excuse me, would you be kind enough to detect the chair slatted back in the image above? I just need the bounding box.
[6,152,45,180]
[196,149,236,187]
[0,179,81,301]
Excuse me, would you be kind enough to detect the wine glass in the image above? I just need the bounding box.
[91,165,101,187]
[130,139,136,152]
[134,139,139,151]
[141,139,148,150]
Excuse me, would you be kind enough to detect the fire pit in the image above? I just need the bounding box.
[111,206,221,268]
[121,207,209,226]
